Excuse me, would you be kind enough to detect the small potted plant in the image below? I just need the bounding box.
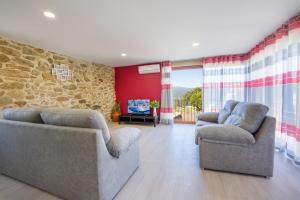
[111,102,121,122]
[150,100,160,117]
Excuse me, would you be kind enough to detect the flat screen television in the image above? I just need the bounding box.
[128,99,150,115]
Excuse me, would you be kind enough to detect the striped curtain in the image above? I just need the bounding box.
[203,14,300,167]
[203,56,247,112]
[160,61,173,124]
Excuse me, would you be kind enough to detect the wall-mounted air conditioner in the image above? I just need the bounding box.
[138,64,160,74]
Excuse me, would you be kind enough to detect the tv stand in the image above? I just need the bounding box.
[119,115,158,127]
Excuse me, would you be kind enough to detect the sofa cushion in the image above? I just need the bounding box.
[224,102,269,134]
[196,120,217,126]
[197,112,219,123]
[218,100,239,124]
[41,108,111,144]
[3,108,43,123]
[0,110,3,119]
[195,124,255,145]
[106,127,140,158]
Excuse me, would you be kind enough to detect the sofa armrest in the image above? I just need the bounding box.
[197,112,219,123]
[107,127,140,158]
[195,124,255,145]
[254,116,276,147]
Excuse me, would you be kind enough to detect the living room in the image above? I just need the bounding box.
[0,0,300,200]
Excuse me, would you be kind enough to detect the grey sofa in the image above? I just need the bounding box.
[195,101,276,177]
[0,108,140,200]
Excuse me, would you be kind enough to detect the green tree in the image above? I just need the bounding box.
[182,87,202,111]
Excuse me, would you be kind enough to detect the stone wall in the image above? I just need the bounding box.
[0,36,115,120]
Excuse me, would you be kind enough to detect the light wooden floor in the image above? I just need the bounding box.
[1,124,300,200]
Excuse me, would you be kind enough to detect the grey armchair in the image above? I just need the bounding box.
[195,102,276,177]
[0,108,140,200]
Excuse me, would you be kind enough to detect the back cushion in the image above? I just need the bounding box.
[0,110,3,119]
[218,100,239,124]
[41,108,111,144]
[3,108,43,123]
[224,102,269,134]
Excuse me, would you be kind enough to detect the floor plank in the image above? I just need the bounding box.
[1,123,299,200]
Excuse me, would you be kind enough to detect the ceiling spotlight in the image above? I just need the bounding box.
[43,11,56,19]
[192,42,199,47]
[121,53,127,57]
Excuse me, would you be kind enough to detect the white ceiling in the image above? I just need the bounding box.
[0,0,300,67]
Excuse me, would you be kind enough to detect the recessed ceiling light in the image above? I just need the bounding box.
[192,42,199,47]
[43,11,56,19]
[121,53,127,57]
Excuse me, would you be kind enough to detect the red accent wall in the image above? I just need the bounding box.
[115,63,162,116]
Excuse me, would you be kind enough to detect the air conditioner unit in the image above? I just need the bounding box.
[138,64,160,74]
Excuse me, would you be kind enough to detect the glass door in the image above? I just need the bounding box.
[172,68,203,123]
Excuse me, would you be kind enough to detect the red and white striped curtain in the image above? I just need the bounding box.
[203,14,300,167]
[203,56,247,112]
[160,61,173,124]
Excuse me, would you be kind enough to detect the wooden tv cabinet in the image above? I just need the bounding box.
[119,115,158,127]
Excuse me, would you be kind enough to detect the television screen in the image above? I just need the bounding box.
[128,99,150,115]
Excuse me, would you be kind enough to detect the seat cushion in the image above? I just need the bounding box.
[224,102,269,134]
[195,124,255,146]
[106,127,141,158]
[218,100,239,124]
[41,108,111,144]
[196,120,217,126]
[3,108,43,123]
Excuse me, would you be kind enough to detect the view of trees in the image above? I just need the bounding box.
[172,68,203,121]
[173,87,202,121]
[182,87,202,111]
